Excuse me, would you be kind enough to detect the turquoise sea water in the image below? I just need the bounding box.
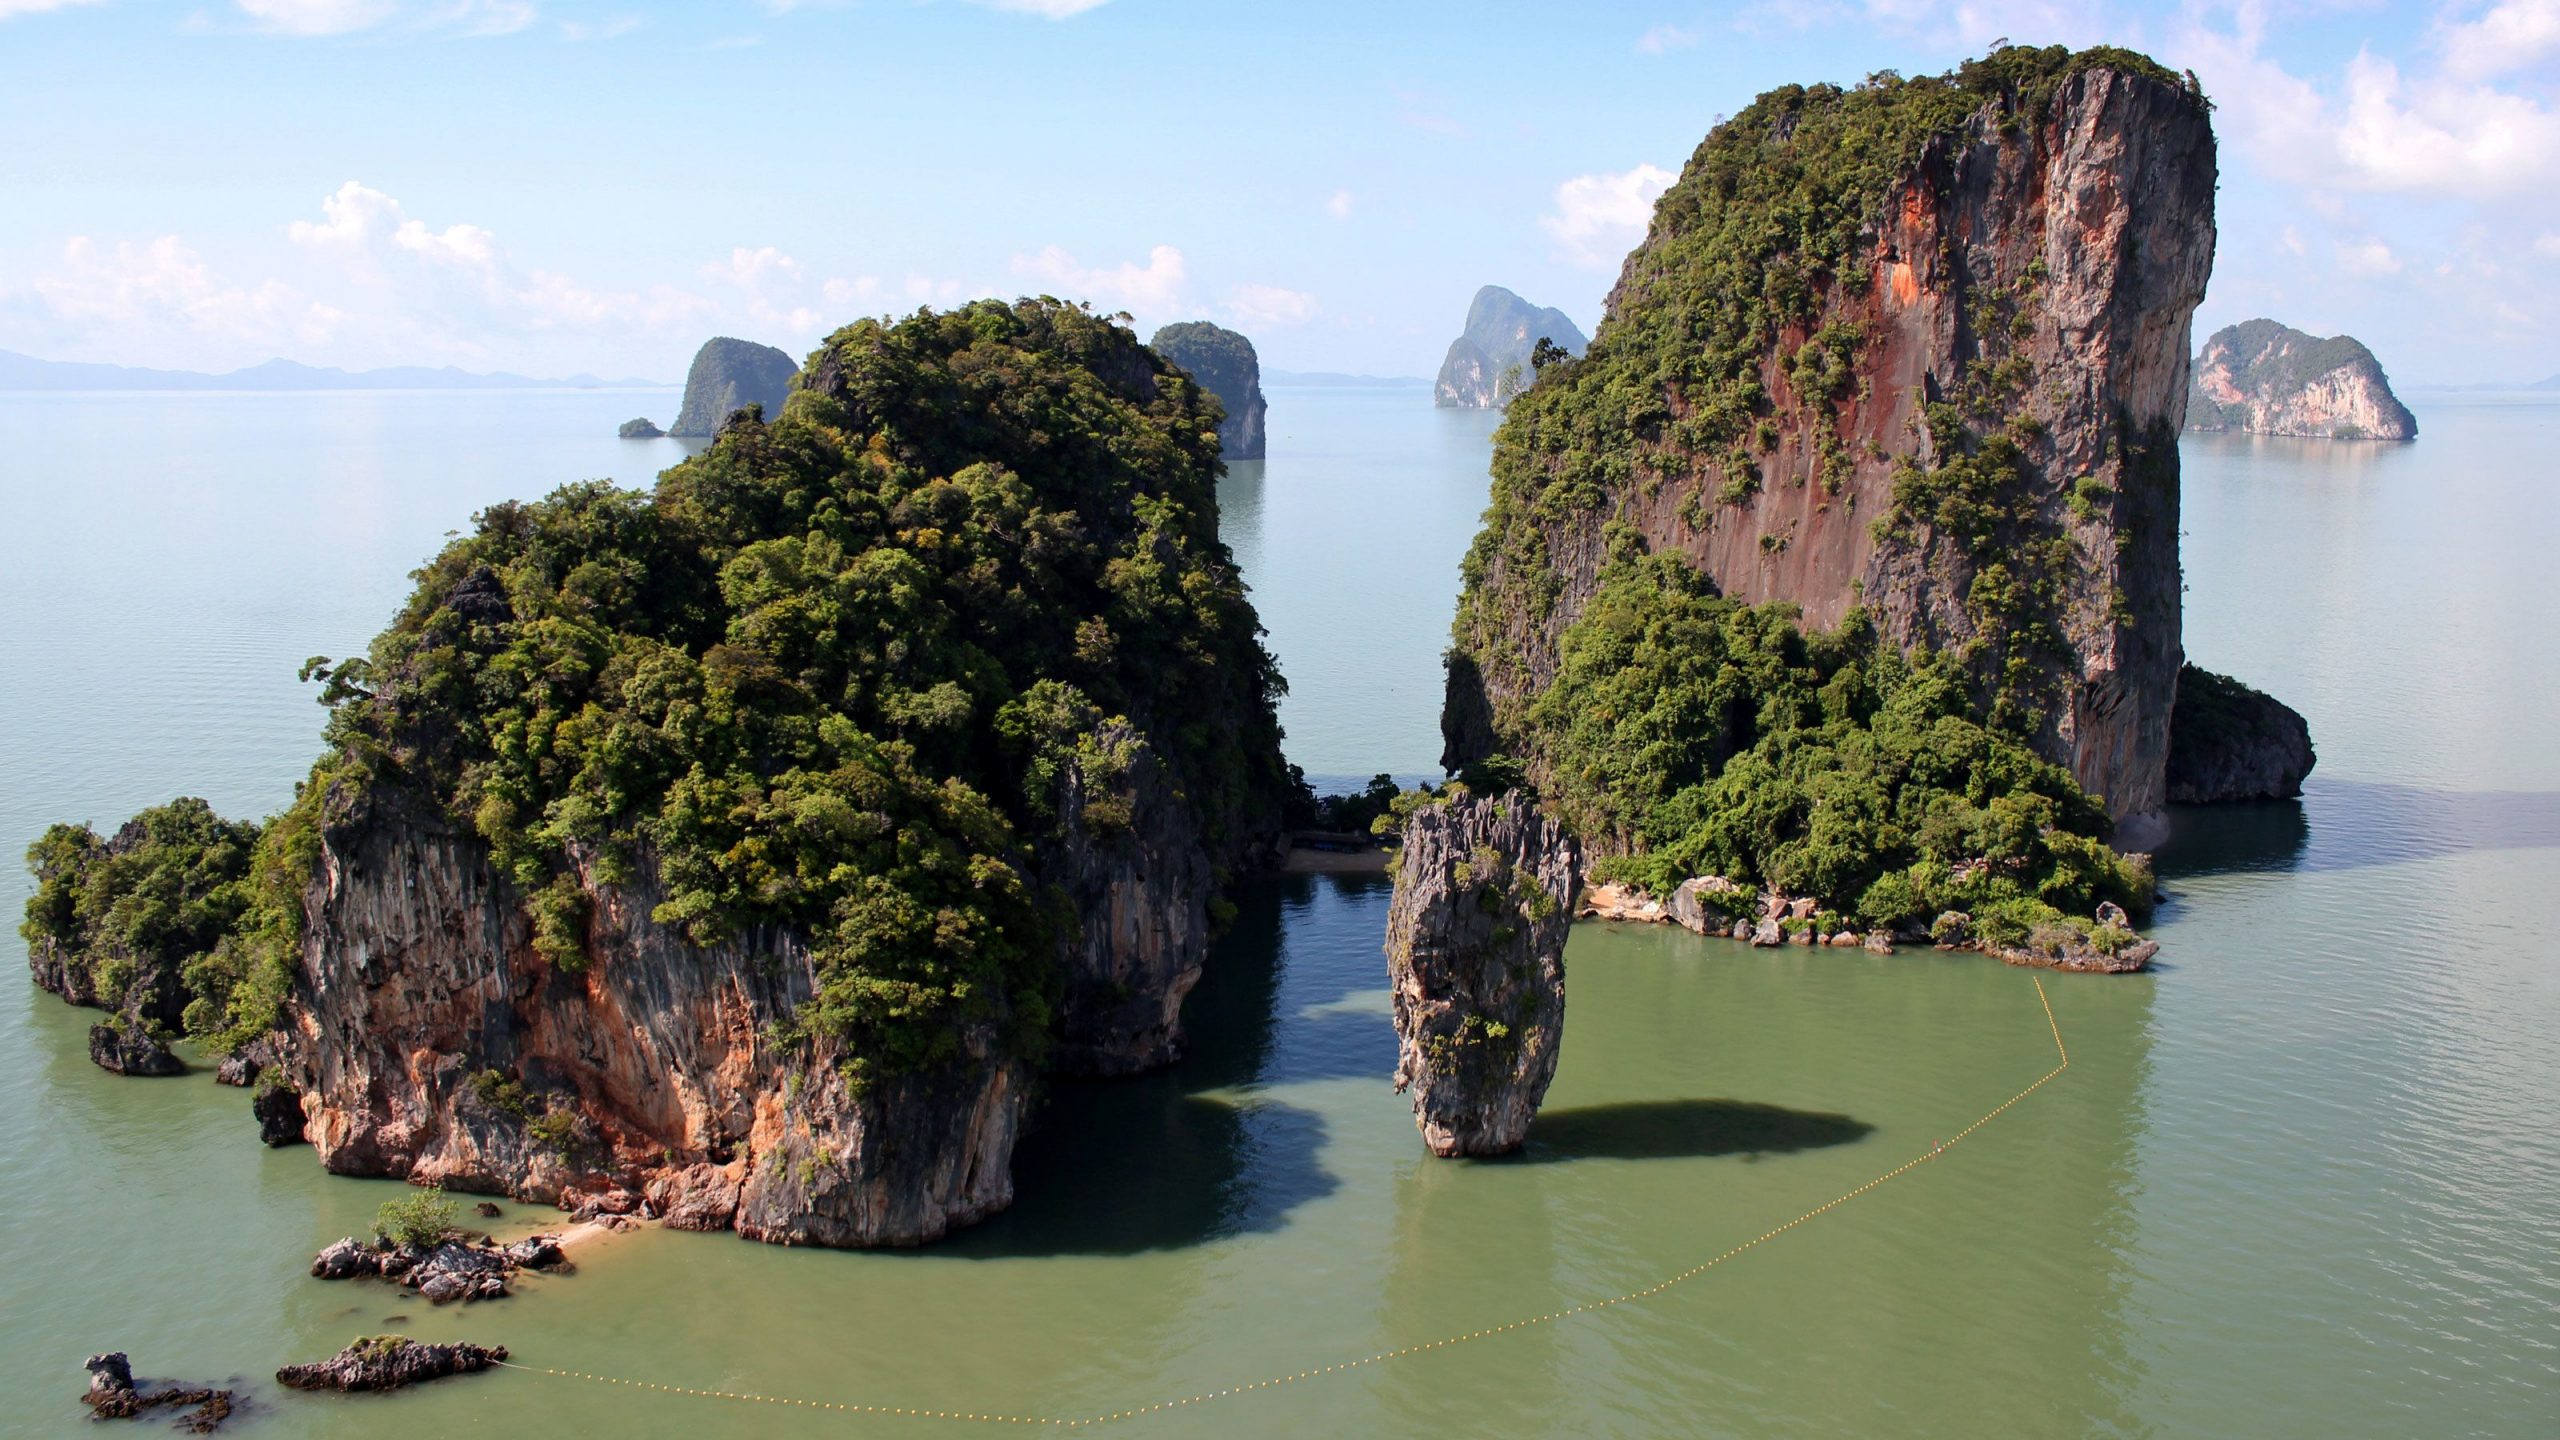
[0,382,2552,1436]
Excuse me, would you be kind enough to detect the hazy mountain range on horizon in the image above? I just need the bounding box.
[0,349,664,393]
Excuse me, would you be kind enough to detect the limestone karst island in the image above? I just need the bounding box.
[7,12,2554,1438]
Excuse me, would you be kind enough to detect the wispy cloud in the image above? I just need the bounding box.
[1542,163,1675,270]
[964,0,1110,16]
[1324,189,1354,221]
[1012,243,1186,316]
[1223,283,1316,328]
[1636,22,1699,54]
[0,0,105,19]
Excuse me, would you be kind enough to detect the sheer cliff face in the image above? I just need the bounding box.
[1447,62,2215,839]
[1149,322,1268,461]
[669,337,798,437]
[2187,320,2416,441]
[284,732,1212,1243]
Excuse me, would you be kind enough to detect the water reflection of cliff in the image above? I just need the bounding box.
[2158,779,2560,882]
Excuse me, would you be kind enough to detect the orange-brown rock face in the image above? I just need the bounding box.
[287,786,1025,1246]
[1447,61,2216,847]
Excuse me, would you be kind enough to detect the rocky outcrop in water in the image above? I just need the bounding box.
[2166,663,2317,802]
[310,1231,567,1302]
[87,1020,184,1076]
[1445,54,2238,849]
[669,337,796,437]
[1150,322,1267,460]
[1385,793,1583,1156]
[2187,320,2415,441]
[617,417,664,438]
[1435,286,1587,409]
[274,1336,505,1394]
[80,1353,233,1432]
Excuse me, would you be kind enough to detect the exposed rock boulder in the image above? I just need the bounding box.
[1443,52,2225,844]
[617,417,664,439]
[1434,286,1586,408]
[1386,793,1583,1157]
[252,1075,306,1147]
[1576,881,1665,923]
[2187,319,2415,440]
[309,1232,567,1303]
[1150,321,1267,460]
[668,337,796,437]
[275,1336,506,1394]
[88,1020,183,1077]
[2166,663,2317,802]
[80,1353,233,1432]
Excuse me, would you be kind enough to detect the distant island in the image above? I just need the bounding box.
[1150,321,1267,460]
[2186,320,2416,440]
[670,337,799,437]
[0,349,659,392]
[618,418,664,439]
[1434,286,1586,409]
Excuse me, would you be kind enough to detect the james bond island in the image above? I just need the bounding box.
[1440,46,2310,971]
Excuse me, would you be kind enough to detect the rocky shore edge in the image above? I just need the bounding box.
[1578,876,2158,974]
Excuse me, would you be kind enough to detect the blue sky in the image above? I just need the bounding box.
[3,0,2556,384]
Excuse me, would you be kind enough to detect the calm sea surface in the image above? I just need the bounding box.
[0,382,2552,1436]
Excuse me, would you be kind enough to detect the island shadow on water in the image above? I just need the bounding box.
[939,873,1880,1253]
[935,874,1373,1259]
[1513,1099,1874,1166]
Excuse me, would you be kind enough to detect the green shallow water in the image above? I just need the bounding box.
[0,385,2554,1436]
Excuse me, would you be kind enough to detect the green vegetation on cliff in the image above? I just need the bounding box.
[1450,46,2199,937]
[21,798,258,1018]
[1533,550,2147,933]
[31,300,1292,1077]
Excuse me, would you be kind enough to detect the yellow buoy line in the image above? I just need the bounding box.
[495,975,2073,1428]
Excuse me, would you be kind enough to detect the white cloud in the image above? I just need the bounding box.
[965,0,1110,15]
[24,235,344,354]
[1012,243,1185,315]
[288,181,497,267]
[2327,51,2560,198]
[1636,22,1699,54]
[1325,189,1354,220]
[703,246,830,334]
[2536,233,2560,258]
[2438,0,2560,81]
[2183,12,2560,201]
[1222,283,1316,328]
[1856,0,2111,48]
[2336,237,2403,277]
[235,0,397,34]
[233,0,541,36]
[559,14,641,40]
[0,0,104,19]
[1541,163,1674,271]
[422,0,537,37]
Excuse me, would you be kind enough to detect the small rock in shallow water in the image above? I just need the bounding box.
[473,1202,503,1219]
[80,1353,234,1432]
[1863,931,1896,954]
[274,1336,506,1393]
[1750,919,1782,948]
[88,1022,183,1077]
[252,1080,304,1147]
